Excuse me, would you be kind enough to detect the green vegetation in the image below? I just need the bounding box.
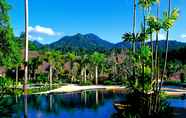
[0,0,186,117]
[0,0,183,92]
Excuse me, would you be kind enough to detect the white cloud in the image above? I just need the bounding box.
[29,35,43,41]
[28,25,62,36]
[153,33,166,40]
[180,34,186,39]
[159,33,166,40]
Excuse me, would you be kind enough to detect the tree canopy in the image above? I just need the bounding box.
[0,0,21,68]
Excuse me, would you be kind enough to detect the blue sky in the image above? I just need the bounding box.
[8,0,186,44]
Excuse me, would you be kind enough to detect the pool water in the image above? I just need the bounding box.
[1,89,186,118]
[0,89,125,118]
[167,97,186,118]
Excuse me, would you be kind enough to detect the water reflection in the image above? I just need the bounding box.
[0,89,125,118]
[111,92,174,118]
[24,90,28,118]
[1,89,185,118]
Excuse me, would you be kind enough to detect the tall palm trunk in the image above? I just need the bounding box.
[132,0,136,53]
[24,0,29,90]
[16,66,18,86]
[150,28,154,82]
[154,2,160,112]
[155,2,160,92]
[161,0,171,90]
[95,65,98,85]
[33,69,36,80]
[132,0,136,82]
[142,8,146,92]
[81,68,84,83]
[84,66,87,84]
[49,65,53,89]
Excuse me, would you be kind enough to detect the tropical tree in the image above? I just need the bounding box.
[142,0,159,82]
[0,0,22,86]
[138,0,157,9]
[44,51,64,87]
[28,56,43,81]
[132,0,136,53]
[146,15,156,81]
[162,1,179,80]
[90,52,105,85]
[17,32,39,50]
[79,54,89,84]
[66,52,77,82]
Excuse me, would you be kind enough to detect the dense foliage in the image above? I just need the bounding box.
[0,0,21,68]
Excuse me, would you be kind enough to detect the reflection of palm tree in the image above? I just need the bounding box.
[96,90,99,105]
[24,94,28,118]
[49,95,53,111]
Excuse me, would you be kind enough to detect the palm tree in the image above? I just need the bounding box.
[138,0,158,36]
[131,0,137,83]
[24,0,29,90]
[67,52,77,83]
[146,15,156,83]
[80,54,89,84]
[154,0,161,92]
[162,0,171,88]
[140,0,158,82]
[160,3,179,90]
[162,1,179,79]
[132,0,136,53]
[44,51,63,87]
[90,52,105,85]
[139,0,158,92]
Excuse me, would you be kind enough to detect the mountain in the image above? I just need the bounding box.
[33,33,186,52]
[49,33,114,51]
[115,40,186,51]
[32,40,43,48]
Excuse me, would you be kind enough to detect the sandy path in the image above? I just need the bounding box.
[35,84,126,94]
[35,84,186,96]
[162,86,186,96]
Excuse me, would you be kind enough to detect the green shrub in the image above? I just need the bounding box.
[0,77,13,87]
[80,80,92,85]
[37,74,48,83]
[103,80,113,85]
